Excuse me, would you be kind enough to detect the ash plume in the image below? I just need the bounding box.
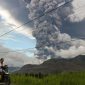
[25,0,85,59]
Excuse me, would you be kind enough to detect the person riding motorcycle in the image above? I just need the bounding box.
[0,58,8,81]
[0,58,6,81]
[0,58,10,85]
[0,58,8,73]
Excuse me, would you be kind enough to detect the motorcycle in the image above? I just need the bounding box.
[0,65,10,85]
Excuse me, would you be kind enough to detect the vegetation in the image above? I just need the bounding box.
[11,72,85,85]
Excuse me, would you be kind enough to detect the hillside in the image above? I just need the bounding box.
[17,55,85,74]
[9,67,20,72]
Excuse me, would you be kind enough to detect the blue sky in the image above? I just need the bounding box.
[0,0,36,54]
[2,34,36,50]
[0,0,85,52]
[0,0,38,66]
[0,0,42,67]
[0,23,36,57]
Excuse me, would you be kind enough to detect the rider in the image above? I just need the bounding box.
[0,58,4,67]
[0,58,8,81]
[0,58,4,81]
[0,58,8,72]
[0,58,10,85]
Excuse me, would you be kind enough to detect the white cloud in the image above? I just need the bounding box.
[58,33,71,42]
[57,46,85,58]
[0,7,18,26]
[0,6,35,39]
[0,5,37,66]
[0,22,16,40]
[0,45,42,67]
[71,39,85,47]
[56,39,85,58]
[45,38,85,58]
[69,0,85,22]
[56,0,85,58]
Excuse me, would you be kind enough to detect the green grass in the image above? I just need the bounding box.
[11,72,85,85]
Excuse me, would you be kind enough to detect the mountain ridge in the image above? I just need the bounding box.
[17,55,85,74]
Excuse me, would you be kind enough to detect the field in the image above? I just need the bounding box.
[11,72,85,85]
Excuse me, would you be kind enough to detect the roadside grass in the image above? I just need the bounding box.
[11,72,85,85]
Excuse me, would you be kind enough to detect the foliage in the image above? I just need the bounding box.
[11,72,85,85]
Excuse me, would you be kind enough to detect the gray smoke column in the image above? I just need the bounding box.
[25,0,74,59]
[25,0,85,59]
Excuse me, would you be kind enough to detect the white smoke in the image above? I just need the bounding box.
[68,0,85,22]
[25,0,85,59]
[0,45,42,67]
[0,6,34,39]
[57,46,85,58]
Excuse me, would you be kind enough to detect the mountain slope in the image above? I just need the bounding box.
[17,55,85,74]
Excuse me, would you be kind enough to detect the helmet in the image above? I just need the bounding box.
[0,58,4,63]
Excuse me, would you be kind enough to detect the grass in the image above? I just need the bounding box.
[11,72,85,85]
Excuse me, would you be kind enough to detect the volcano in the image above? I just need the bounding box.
[17,55,85,74]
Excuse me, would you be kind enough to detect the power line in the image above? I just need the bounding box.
[0,1,84,54]
[0,0,85,39]
[17,3,85,41]
[0,0,72,38]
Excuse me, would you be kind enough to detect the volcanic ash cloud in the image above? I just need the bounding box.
[25,0,85,59]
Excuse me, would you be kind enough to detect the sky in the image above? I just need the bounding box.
[0,0,85,66]
[0,0,39,66]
